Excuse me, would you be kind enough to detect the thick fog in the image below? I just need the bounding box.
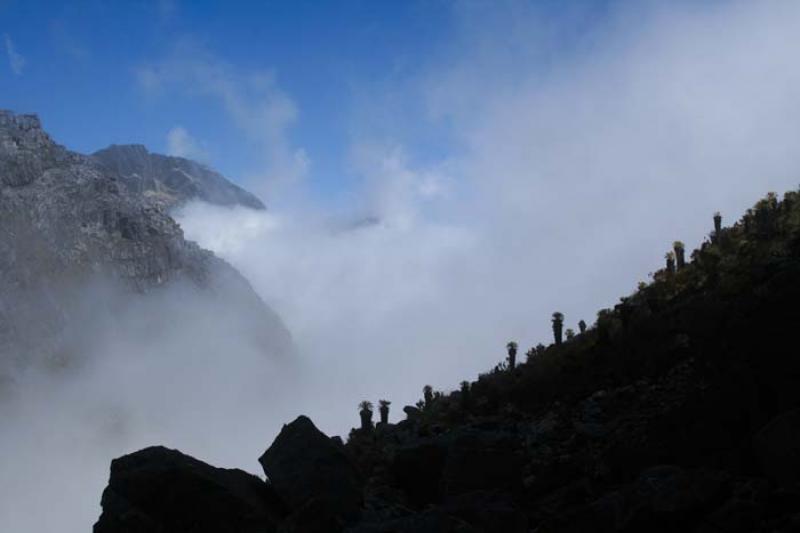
[0,279,302,531]
[178,0,800,431]
[3,1,800,531]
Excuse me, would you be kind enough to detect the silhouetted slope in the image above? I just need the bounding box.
[95,189,800,532]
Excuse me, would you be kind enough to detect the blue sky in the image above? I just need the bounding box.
[0,0,617,205]
[0,1,452,200]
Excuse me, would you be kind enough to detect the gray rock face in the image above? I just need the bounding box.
[0,109,291,367]
[0,112,64,187]
[92,144,265,210]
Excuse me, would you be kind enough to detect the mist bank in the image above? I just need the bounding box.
[0,273,300,532]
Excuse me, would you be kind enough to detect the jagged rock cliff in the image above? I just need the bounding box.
[0,110,291,369]
[92,144,265,210]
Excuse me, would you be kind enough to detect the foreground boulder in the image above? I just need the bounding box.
[94,446,282,533]
[259,416,363,527]
[442,430,524,497]
[754,409,800,487]
[389,439,448,506]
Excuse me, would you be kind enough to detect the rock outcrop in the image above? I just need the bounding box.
[94,446,284,533]
[259,416,364,528]
[0,109,292,368]
[94,418,364,533]
[92,144,265,210]
[754,410,800,487]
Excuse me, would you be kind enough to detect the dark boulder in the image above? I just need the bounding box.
[442,491,527,533]
[259,416,363,525]
[441,431,524,497]
[93,446,282,533]
[586,466,729,532]
[346,507,469,533]
[754,409,800,486]
[542,466,731,532]
[700,497,764,533]
[278,498,350,533]
[633,466,728,518]
[389,439,448,507]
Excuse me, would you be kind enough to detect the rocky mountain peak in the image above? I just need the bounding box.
[0,109,43,131]
[0,110,71,187]
[100,143,150,159]
[0,110,292,366]
[92,143,266,210]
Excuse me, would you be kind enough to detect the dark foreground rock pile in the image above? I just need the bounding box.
[95,190,800,531]
[95,416,362,533]
[94,446,283,533]
[94,404,800,532]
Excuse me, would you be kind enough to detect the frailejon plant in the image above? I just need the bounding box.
[378,400,391,424]
[552,312,564,345]
[506,341,518,370]
[358,400,374,431]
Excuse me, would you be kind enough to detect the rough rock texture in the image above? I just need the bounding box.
[0,110,291,367]
[259,416,364,527]
[92,144,265,210]
[93,446,284,533]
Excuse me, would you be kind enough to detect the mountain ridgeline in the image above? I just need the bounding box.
[0,110,291,374]
[93,189,800,532]
[92,144,265,211]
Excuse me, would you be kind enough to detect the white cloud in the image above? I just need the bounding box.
[349,142,453,227]
[136,43,308,196]
[166,125,208,162]
[178,0,800,428]
[0,279,297,532]
[3,33,25,75]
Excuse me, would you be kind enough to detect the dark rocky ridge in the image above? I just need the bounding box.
[0,109,291,368]
[92,144,265,211]
[94,188,800,532]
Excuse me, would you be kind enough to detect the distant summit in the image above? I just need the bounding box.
[92,144,265,211]
[0,109,291,367]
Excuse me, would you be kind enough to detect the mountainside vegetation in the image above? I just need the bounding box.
[95,188,800,532]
